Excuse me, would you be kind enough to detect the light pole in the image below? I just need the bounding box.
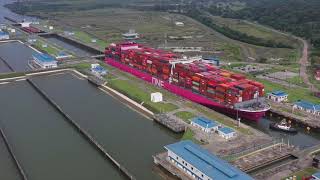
[237,109,241,127]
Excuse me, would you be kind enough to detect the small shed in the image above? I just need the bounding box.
[0,31,9,40]
[191,117,219,133]
[175,22,184,27]
[315,70,320,81]
[267,90,288,103]
[21,22,31,28]
[218,127,236,139]
[151,92,163,103]
[91,64,107,76]
[122,29,139,40]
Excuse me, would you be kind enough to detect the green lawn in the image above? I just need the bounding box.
[286,76,307,87]
[108,79,178,113]
[33,40,61,56]
[74,31,108,50]
[282,167,318,180]
[72,63,91,70]
[0,72,26,79]
[174,111,196,123]
[210,16,300,49]
[181,128,203,144]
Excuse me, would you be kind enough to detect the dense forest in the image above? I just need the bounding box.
[207,0,320,49]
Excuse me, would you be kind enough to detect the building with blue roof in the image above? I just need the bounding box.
[218,127,236,139]
[0,31,9,40]
[165,140,253,180]
[312,171,320,180]
[91,64,107,76]
[191,117,219,133]
[267,90,288,103]
[32,53,57,69]
[293,100,320,115]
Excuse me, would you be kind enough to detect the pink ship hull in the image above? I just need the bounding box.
[106,58,266,121]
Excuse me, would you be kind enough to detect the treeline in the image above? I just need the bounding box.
[185,9,293,49]
[207,0,320,49]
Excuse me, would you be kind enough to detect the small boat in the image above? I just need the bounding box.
[270,120,297,133]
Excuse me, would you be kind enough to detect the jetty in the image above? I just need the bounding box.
[153,113,186,133]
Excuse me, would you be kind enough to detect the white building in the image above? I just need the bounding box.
[21,22,31,28]
[122,29,139,40]
[164,140,253,180]
[191,117,219,133]
[0,31,9,40]
[217,127,236,139]
[32,53,57,69]
[175,21,184,26]
[151,92,163,103]
[267,91,288,103]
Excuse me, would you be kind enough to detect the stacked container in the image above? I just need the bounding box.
[105,42,266,106]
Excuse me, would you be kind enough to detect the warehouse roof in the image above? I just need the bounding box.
[295,100,320,111]
[269,90,288,97]
[33,53,55,62]
[218,127,235,134]
[191,117,218,128]
[165,140,253,180]
[0,31,8,36]
[313,172,320,179]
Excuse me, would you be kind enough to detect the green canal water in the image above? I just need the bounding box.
[0,80,125,180]
[31,72,181,180]
[0,134,21,180]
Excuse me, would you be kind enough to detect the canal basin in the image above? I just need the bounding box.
[31,72,181,180]
[245,117,320,149]
[0,41,37,72]
[43,36,96,57]
[0,135,21,180]
[0,80,125,180]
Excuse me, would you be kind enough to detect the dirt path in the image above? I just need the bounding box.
[298,38,318,92]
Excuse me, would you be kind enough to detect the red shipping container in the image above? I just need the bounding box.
[231,74,245,80]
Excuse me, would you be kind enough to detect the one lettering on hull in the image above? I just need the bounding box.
[152,77,164,87]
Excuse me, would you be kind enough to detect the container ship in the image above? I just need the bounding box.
[105,42,271,121]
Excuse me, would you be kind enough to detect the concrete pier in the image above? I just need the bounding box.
[26,78,136,180]
[0,125,28,180]
[153,114,186,133]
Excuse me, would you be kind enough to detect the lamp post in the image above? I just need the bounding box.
[237,109,241,127]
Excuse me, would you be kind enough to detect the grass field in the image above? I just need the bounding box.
[16,1,301,63]
[73,31,108,50]
[174,111,196,123]
[257,78,320,104]
[108,79,178,113]
[210,16,300,48]
[207,15,301,63]
[181,128,203,144]
[282,167,318,180]
[33,39,62,56]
